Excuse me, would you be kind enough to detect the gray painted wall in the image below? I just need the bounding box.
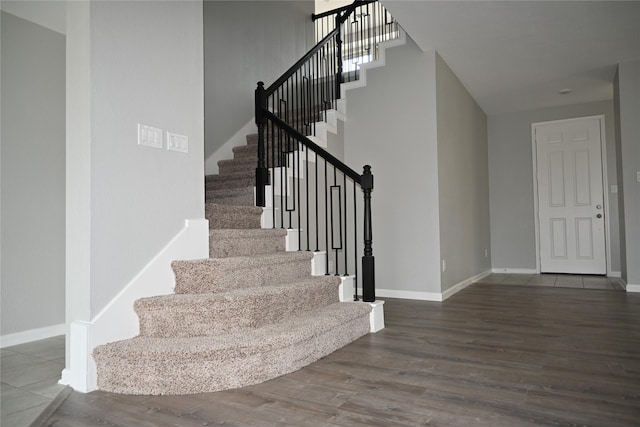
[488,100,620,273]
[203,1,314,161]
[1,12,65,335]
[615,60,640,286]
[613,70,626,280]
[66,1,204,319]
[435,53,491,291]
[344,38,442,294]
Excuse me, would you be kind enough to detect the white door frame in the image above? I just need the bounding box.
[531,115,612,275]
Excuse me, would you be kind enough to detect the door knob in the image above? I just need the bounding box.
[597,214,603,219]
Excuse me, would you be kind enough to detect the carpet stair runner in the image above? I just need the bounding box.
[93,128,371,395]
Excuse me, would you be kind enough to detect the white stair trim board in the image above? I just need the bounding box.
[368,300,385,332]
[205,119,255,176]
[285,229,300,252]
[340,29,407,101]
[339,276,354,302]
[441,270,492,301]
[491,268,538,275]
[608,271,622,278]
[627,284,640,293]
[312,251,328,276]
[0,323,66,349]
[59,218,209,393]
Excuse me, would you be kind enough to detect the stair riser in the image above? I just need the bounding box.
[136,280,339,338]
[210,234,285,257]
[206,177,255,192]
[95,313,370,395]
[218,161,256,175]
[205,193,254,207]
[172,257,312,294]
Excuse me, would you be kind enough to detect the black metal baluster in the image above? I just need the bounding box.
[305,139,310,251]
[333,166,340,276]
[315,150,319,252]
[324,158,329,275]
[296,138,301,250]
[335,13,343,99]
[353,181,358,301]
[343,173,348,276]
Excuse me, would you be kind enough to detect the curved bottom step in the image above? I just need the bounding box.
[94,302,371,395]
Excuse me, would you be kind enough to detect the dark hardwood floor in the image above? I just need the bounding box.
[42,283,640,426]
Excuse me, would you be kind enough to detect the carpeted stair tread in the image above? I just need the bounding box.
[135,276,342,338]
[172,251,315,294]
[205,186,254,206]
[209,228,287,257]
[93,302,371,395]
[205,203,262,229]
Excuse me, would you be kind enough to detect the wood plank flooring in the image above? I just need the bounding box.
[41,284,640,426]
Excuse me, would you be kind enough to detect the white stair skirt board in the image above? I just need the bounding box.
[491,268,538,274]
[0,323,66,348]
[608,271,622,278]
[59,218,209,393]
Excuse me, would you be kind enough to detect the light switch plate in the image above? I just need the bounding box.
[138,124,163,149]
[611,185,618,194]
[167,132,188,153]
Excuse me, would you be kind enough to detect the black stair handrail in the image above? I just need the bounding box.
[254,0,394,303]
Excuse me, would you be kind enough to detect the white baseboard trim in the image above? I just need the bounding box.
[608,271,622,278]
[441,270,492,301]
[376,289,444,302]
[59,218,209,393]
[0,323,66,348]
[626,284,640,293]
[377,270,492,302]
[491,268,538,274]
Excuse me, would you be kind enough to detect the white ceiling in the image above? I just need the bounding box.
[382,1,640,115]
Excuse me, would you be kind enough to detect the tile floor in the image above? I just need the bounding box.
[476,273,623,290]
[1,336,66,427]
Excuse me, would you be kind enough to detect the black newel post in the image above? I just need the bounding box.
[255,82,268,207]
[361,165,375,302]
[335,14,343,100]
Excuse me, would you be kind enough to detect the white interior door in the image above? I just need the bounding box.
[534,117,606,274]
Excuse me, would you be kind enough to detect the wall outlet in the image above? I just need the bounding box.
[485,249,488,258]
[167,132,188,153]
[442,259,446,272]
[138,124,163,149]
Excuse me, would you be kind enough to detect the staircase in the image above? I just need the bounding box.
[93,130,372,395]
[93,0,399,396]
